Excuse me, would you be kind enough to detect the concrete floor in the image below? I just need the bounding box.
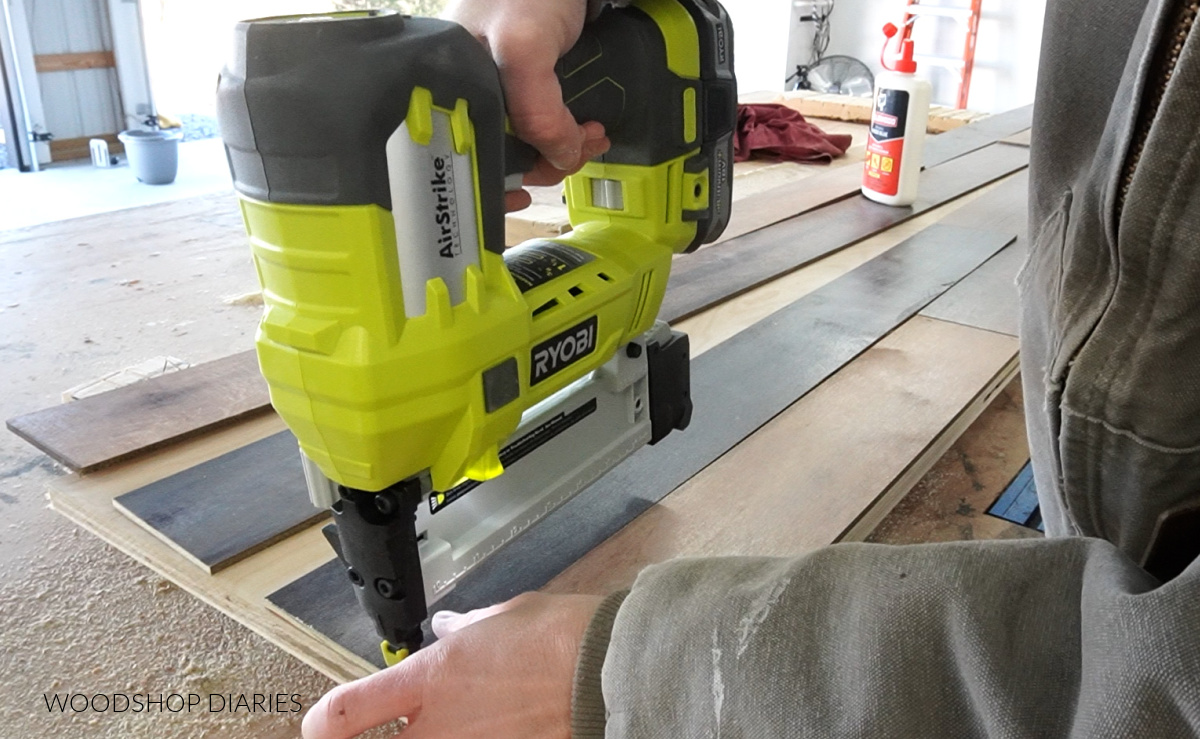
[0,138,233,231]
[0,163,333,736]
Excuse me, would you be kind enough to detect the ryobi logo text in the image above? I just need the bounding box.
[430,155,461,259]
[530,316,598,385]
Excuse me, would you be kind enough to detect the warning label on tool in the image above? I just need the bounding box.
[429,398,599,514]
[864,89,909,197]
[504,241,595,293]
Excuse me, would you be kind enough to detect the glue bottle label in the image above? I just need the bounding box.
[864,89,910,196]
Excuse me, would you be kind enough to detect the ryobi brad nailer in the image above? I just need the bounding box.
[216,0,735,665]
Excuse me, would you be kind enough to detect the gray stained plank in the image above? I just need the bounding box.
[922,171,1031,337]
[269,221,1016,665]
[922,105,1034,169]
[113,431,327,574]
[270,558,389,669]
[661,142,1030,323]
[921,239,1027,337]
[6,351,269,472]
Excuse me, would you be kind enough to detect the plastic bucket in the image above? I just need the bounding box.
[118,128,184,185]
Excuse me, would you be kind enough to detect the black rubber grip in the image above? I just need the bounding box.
[217,12,510,256]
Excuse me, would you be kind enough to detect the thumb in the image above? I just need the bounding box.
[430,602,507,638]
[501,62,585,171]
[431,594,534,639]
[430,610,465,638]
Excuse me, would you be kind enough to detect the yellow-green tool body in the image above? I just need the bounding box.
[218,0,735,660]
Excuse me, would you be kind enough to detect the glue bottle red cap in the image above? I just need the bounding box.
[881,22,918,74]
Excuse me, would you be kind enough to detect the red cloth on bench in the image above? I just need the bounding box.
[734,103,854,163]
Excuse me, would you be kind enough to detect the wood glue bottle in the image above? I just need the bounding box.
[862,22,932,206]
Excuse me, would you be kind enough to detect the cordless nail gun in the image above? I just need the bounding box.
[217,0,735,665]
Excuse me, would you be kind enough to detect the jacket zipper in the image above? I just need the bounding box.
[1118,0,1200,219]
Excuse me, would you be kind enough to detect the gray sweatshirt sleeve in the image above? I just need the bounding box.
[573,539,1200,738]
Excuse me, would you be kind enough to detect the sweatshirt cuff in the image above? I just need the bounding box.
[571,590,629,738]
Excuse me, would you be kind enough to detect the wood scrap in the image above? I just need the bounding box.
[113,431,326,574]
[772,90,991,133]
[7,351,269,472]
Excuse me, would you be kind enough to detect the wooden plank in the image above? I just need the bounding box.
[714,163,862,245]
[269,559,387,669]
[269,315,1020,665]
[112,431,328,574]
[48,132,124,161]
[920,170,1029,336]
[921,239,1026,337]
[34,50,114,72]
[6,350,269,472]
[1001,129,1033,147]
[661,142,1029,323]
[868,377,1039,545]
[922,106,1034,169]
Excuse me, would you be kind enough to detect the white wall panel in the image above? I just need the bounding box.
[26,0,122,149]
[108,0,153,126]
[27,0,111,52]
[40,65,120,137]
